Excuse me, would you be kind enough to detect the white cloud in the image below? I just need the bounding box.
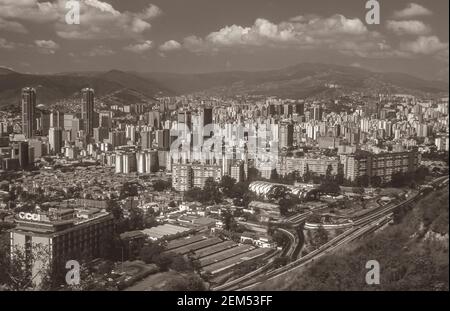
[0,0,161,40]
[0,37,16,49]
[84,45,116,57]
[138,4,162,20]
[386,20,431,36]
[34,39,60,54]
[55,1,158,40]
[0,0,59,23]
[0,17,27,33]
[178,13,449,62]
[400,36,448,55]
[84,0,120,15]
[393,3,432,19]
[159,40,181,52]
[124,40,153,53]
[181,14,389,58]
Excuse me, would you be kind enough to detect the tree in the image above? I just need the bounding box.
[325,164,333,181]
[229,181,250,199]
[319,179,341,195]
[203,177,222,204]
[144,214,158,228]
[184,187,204,203]
[139,242,165,264]
[120,182,139,199]
[0,243,52,290]
[370,176,382,188]
[164,273,206,291]
[272,231,289,247]
[356,175,370,187]
[128,208,144,230]
[169,255,195,272]
[336,165,345,185]
[273,256,289,268]
[220,175,236,197]
[184,178,222,204]
[241,191,255,208]
[315,226,329,246]
[303,165,313,183]
[221,209,238,232]
[153,252,173,271]
[414,166,429,183]
[247,167,260,181]
[153,180,171,192]
[100,233,123,261]
[270,169,279,181]
[106,200,122,220]
[278,198,293,216]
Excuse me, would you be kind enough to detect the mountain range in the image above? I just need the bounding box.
[0,63,448,108]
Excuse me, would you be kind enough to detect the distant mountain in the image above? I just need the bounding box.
[96,70,173,98]
[0,67,16,75]
[0,63,447,108]
[143,63,449,98]
[0,69,173,108]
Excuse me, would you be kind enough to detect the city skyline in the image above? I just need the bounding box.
[0,0,448,296]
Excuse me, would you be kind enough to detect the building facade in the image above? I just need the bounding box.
[9,208,114,286]
[340,150,419,183]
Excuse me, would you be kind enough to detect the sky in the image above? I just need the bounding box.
[0,0,448,81]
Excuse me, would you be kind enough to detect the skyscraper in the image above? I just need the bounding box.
[140,130,153,149]
[295,102,305,116]
[81,88,95,138]
[49,127,62,154]
[148,110,161,129]
[50,110,65,129]
[157,129,170,151]
[202,107,213,138]
[279,123,294,149]
[15,141,29,169]
[21,87,36,138]
[202,108,213,126]
[313,106,323,121]
[178,111,192,130]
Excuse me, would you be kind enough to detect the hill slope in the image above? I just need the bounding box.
[258,186,449,291]
[0,63,447,108]
[0,70,172,108]
[144,63,449,98]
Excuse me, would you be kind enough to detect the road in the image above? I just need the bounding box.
[277,228,297,258]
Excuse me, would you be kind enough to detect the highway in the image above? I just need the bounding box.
[215,175,448,291]
[277,228,298,258]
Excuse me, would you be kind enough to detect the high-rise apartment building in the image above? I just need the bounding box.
[279,123,294,149]
[81,88,95,138]
[50,110,65,129]
[340,150,419,183]
[21,87,36,139]
[49,127,62,154]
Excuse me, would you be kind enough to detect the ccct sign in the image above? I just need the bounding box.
[18,212,41,222]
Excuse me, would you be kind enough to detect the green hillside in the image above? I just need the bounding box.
[258,186,449,291]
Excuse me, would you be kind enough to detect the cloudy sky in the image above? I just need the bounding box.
[0,0,448,80]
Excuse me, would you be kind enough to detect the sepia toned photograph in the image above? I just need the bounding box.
[0,0,448,298]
